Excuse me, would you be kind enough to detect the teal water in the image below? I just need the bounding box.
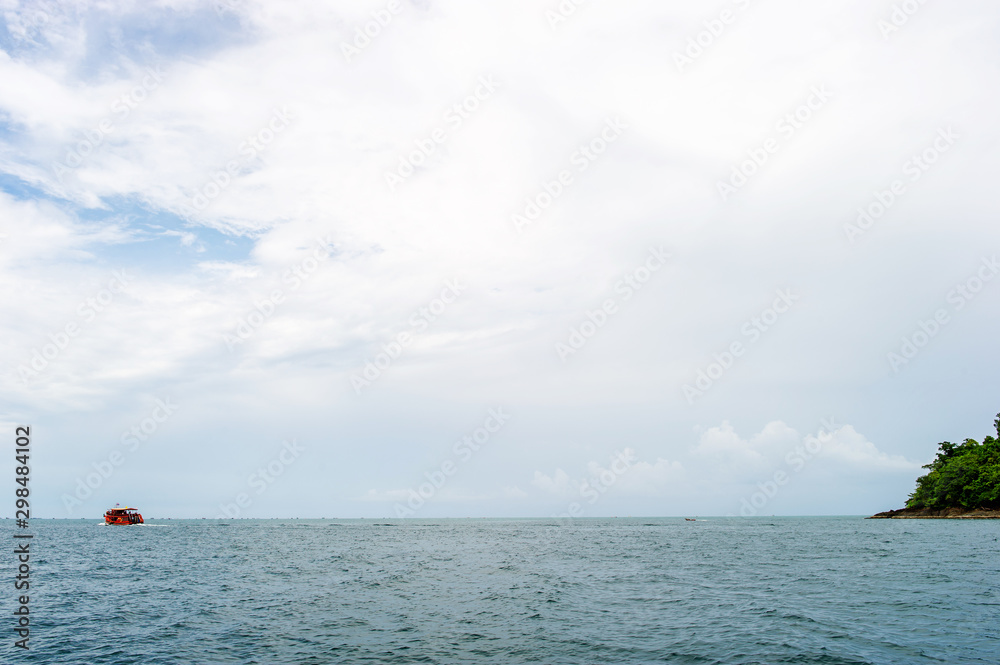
[7,517,999,664]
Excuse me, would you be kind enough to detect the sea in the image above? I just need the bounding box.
[6,517,999,664]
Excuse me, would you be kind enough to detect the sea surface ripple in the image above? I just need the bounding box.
[8,517,1000,664]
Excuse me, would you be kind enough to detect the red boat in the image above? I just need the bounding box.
[105,504,143,525]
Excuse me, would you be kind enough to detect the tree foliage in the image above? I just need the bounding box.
[906,412,1000,509]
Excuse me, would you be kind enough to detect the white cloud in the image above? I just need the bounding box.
[501,485,527,498]
[531,468,572,496]
[812,425,920,472]
[585,449,685,496]
[0,0,994,517]
[693,420,766,465]
[687,419,921,496]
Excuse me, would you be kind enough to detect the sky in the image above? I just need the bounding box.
[1,0,998,519]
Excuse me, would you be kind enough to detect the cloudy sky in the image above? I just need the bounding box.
[2,0,998,518]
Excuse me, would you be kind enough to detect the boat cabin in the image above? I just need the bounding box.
[105,505,144,525]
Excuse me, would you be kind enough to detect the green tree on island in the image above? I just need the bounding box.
[906,412,1000,510]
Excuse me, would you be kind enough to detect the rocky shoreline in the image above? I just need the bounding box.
[868,506,1000,519]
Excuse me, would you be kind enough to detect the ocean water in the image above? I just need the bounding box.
[7,517,999,664]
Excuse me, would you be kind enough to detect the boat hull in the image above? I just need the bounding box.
[105,516,143,525]
[104,508,143,525]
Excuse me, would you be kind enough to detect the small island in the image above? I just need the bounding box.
[870,411,1000,519]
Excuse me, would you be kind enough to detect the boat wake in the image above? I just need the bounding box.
[96,522,172,527]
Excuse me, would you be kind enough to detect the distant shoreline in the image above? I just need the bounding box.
[869,507,1000,519]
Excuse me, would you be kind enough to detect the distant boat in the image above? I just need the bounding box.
[685,518,696,522]
[105,504,143,525]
